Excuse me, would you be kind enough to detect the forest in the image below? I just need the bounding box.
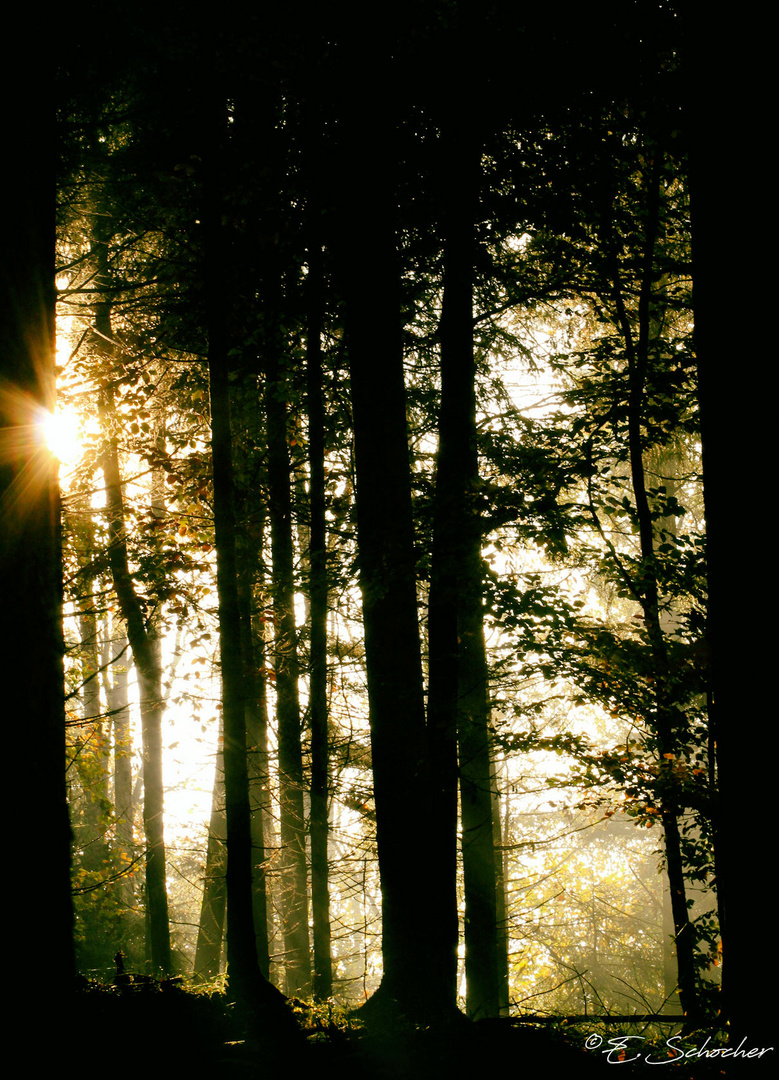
[1,1,773,1076]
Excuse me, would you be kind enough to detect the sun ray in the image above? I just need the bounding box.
[0,380,63,541]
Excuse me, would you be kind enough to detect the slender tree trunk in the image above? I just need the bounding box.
[652,447,685,1016]
[425,221,463,1016]
[265,351,311,998]
[105,616,133,907]
[421,126,471,1010]
[208,334,266,1001]
[491,753,511,1015]
[77,522,111,872]
[228,379,275,980]
[428,95,502,1018]
[202,92,296,1032]
[78,525,101,729]
[458,630,501,1021]
[306,244,333,1001]
[606,162,698,1021]
[194,725,227,982]
[204,102,263,1004]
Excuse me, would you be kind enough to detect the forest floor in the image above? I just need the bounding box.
[51,980,773,1079]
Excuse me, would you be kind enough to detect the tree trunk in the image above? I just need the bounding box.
[428,96,502,1018]
[104,616,133,908]
[194,724,227,982]
[208,327,270,1002]
[202,93,297,1033]
[76,522,111,874]
[2,74,74,992]
[686,11,771,1042]
[204,115,263,1005]
[264,348,311,998]
[491,753,511,1015]
[237,544,272,980]
[306,243,333,1001]
[333,49,444,1020]
[605,163,698,1021]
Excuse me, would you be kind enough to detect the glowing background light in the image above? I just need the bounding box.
[40,407,81,465]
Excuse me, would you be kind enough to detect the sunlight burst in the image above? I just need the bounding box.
[40,407,81,465]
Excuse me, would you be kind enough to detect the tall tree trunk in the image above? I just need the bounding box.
[204,101,260,1002]
[686,11,771,1042]
[652,445,686,1017]
[230,379,274,980]
[333,45,444,1020]
[428,86,503,1017]
[427,124,479,1014]
[208,322,267,1002]
[202,92,296,1033]
[425,253,462,1017]
[265,351,311,998]
[306,243,333,1001]
[2,71,74,992]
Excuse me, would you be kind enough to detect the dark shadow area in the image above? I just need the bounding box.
[41,980,772,1079]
